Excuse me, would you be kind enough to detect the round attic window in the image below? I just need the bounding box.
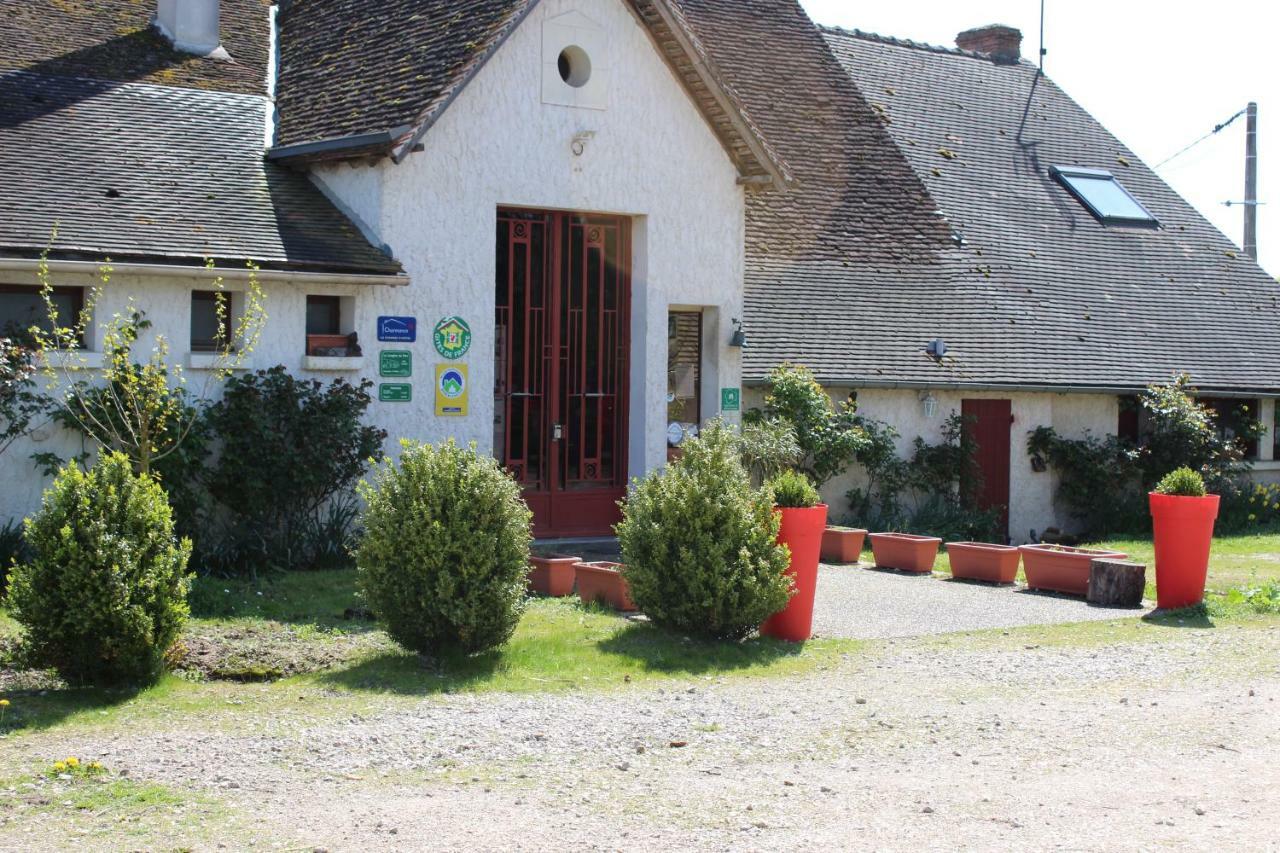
[557,45,592,88]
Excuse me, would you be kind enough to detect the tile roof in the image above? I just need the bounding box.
[817,27,1280,393]
[0,71,401,275]
[0,0,271,95]
[271,0,788,184]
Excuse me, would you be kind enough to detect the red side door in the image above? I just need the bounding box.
[961,399,1012,541]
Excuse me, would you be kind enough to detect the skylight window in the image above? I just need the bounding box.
[1051,166,1158,227]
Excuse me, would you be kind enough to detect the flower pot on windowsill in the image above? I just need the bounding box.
[1150,492,1219,610]
[528,554,580,597]
[821,526,867,564]
[574,561,636,612]
[1019,544,1127,596]
[946,541,1020,584]
[868,532,941,574]
[761,504,829,643]
[306,334,357,357]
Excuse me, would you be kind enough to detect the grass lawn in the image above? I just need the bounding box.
[0,569,855,736]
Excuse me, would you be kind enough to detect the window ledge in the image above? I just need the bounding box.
[186,353,253,371]
[1250,460,1280,472]
[37,350,104,370]
[301,355,366,372]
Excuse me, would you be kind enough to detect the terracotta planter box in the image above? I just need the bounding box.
[946,541,1020,584]
[869,532,941,574]
[528,554,580,597]
[821,526,867,564]
[574,561,636,612]
[1019,544,1128,596]
[306,334,354,356]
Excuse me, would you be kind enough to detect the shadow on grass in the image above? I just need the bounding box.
[1141,604,1216,629]
[317,649,506,696]
[594,622,806,675]
[187,569,380,634]
[0,683,142,734]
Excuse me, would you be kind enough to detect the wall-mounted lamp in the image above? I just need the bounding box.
[919,391,938,419]
[729,318,746,348]
[571,130,596,157]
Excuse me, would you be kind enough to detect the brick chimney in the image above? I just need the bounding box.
[155,0,228,59]
[956,25,1023,64]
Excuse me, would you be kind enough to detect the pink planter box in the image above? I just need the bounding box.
[946,542,1020,584]
[1019,544,1128,596]
[528,554,580,597]
[869,532,942,574]
[574,561,637,612]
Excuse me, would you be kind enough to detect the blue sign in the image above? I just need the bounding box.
[377,316,417,343]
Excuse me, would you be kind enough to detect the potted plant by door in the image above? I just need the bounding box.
[868,532,942,574]
[1019,543,1127,596]
[761,471,828,642]
[574,561,637,612]
[528,550,581,597]
[1149,467,1219,610]
[946,541,1021,584]
[821,526,868,564]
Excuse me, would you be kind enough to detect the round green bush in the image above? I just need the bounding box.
[7,452,192,686]
[355,439,532,655]
[1154,466,1208,497]
[617,422,792,641]
[767,470,821,508]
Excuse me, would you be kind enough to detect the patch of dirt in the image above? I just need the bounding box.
[173,622,394,682]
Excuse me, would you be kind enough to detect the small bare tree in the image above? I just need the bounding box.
[31,245,267,477]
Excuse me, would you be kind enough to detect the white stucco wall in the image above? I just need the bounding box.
[745,386,1119,544]
[0,0,746,526]
[311,0,747,480]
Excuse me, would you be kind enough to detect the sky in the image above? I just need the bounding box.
[798,0,1278,277]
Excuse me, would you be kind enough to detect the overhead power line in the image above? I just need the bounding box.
[1155,107,1249,169]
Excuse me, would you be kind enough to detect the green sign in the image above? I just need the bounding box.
[721,388,741,412]
[380,350,412,378]
[433,316,472,360]
[379,383,413,403]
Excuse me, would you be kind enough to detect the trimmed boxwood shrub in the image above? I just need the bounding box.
[767,470,820,508]
[355,439,532,655]
[617,422,792,641]
[7,453,192,686]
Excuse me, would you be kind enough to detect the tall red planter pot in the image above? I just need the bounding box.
[1150,492,1220,610]
[761,504,829,643]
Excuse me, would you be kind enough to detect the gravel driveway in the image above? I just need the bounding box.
[812,564,1150,639]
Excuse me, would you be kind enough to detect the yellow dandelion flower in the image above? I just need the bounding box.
[0,699,9,707]
[65,757,79,768]
[52,762,66,773]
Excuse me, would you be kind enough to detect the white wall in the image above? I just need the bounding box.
[0,0,746,526]
[746,386,1119,543]
[312,0,747,478]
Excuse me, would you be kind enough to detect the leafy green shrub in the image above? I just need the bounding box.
[1140,374,1257,492]
[1,336,49,459]
[6,453,192,686]
[205,367,386,572]
[0,519,28,594]
[355,440,531,655]
[767,470,820,508]
[736,418,801,485]
[1027,426,1144,536]
[617,422,791,641]
[751,363,870,487]
[1155,467,1208,497]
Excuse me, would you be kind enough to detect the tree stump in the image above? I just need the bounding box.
[1087,559,1146,608]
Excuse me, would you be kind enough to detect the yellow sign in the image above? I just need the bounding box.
[434,364,469,417]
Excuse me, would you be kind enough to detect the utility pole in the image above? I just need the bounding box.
[1244,101,1258,260]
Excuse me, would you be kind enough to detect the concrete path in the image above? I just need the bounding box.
[811,563,1152,640]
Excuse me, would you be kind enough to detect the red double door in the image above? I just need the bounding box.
[961,398,1012,540]
[495,209,631,538]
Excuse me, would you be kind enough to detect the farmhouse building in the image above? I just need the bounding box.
[2,0,1277,542]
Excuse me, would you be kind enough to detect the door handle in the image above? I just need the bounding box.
[553,424,564,441]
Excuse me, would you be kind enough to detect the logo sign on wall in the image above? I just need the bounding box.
[433,316,472,360]
[435,364,469,417]
[379,350,412,378]
[377,316,417,343]
[721,388,741,412]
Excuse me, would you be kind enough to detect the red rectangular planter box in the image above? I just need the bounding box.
[1019,544,1128,596]
[869,533,942,574]
[946,542,1020,584]
[821,526,867,563]
[528,554,580,597]
[574,561,637,612]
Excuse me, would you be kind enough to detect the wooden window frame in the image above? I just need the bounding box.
[0,283,85,347]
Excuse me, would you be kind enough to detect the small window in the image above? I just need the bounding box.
[305,295,358,357]
[1202,397,1260,460]
[190,290,232,353]
[667,311,702,456]
[0,284,83,346]
[1051,166,1158,227]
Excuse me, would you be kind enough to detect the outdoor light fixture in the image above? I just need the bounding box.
[571,130,595,157]
[729,318,746,348]
[920,391,939,419]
